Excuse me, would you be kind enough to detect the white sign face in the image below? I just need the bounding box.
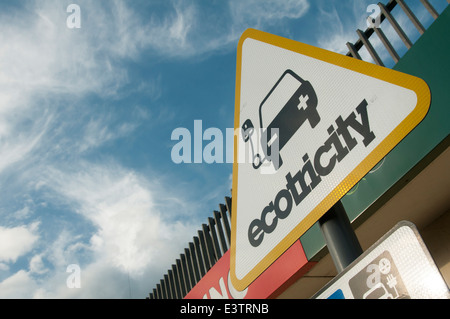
[230,29,431,290]
[314,221,449,299]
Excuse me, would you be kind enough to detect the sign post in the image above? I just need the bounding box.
[319,201,362,273]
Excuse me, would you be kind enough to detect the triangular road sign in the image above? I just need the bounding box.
[230,28,430,291]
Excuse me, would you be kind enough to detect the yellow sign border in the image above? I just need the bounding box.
[230,28,430,291]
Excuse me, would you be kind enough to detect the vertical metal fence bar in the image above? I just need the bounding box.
[184,248,197,288]
[184,248,196,290]
[160,281,166,299]
[169,273,174,299]
[170,271,177,299]
[374,27,400,63]
[346,42,362,59]
[395,0,426,34]
[153,288,157,299]
[163,282,168,299]
[188,243,200,285]
[171,264,181,299]
[224,196,232,218]
[356,29,385,66]
[198,230,212,272]
[180,254,192,297]
[220,204,231,245]
[160,279,167,299]
[378,2,413,49]
[420,0,439,19]
[161,279,166,299]
[170,267,177,300]
[168,270,176,299]
[164,274,173,299]
[221,201,232,244]
[208,217,223,259]
[214,210,228,253]
[156,283,162,299]
[202,223,218,266]
[193,236,207,277]
[176,259,187,298]
[169,270,176,299]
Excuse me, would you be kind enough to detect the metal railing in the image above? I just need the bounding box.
[345,0,444,66]
[147,197,233,299]
[147,0,447,299]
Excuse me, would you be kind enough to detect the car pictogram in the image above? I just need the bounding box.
[241,69,320,170]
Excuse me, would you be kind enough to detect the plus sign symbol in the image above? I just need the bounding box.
[298,94,309,110]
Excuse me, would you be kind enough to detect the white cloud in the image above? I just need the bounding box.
[0,1,134,178]
[0,3,121,98]
[106,0,311,58]
[230,0,310,27]
[29,254,48,275]
[315,2,355,54]
[204,0,311,55]
[146,1,196,56]
[0,223,39,263]
[14,206,33,220]
[13,160,198,299]
[42,161,197,276]
[0,263,9,271]
[0,156,199,298]
[0,270,39,299]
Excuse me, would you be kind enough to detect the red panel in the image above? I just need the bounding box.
[184,240,315,299]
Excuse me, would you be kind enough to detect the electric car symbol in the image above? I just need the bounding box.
[242,69,320,170]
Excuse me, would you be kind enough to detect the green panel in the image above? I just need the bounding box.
[301,6,450,261]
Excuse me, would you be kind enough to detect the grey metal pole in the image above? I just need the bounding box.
[319,201,363,273]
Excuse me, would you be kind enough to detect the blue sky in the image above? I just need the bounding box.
[0,0,446,298]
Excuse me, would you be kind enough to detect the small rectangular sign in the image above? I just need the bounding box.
[314,221,449,299]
